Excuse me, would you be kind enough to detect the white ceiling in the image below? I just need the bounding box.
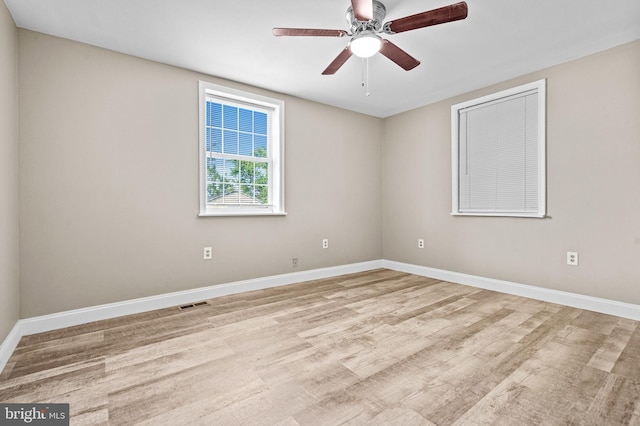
[4,0,640,117]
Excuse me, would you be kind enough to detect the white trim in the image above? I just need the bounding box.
[198,81,286,217]
[453,81,544,111]
[0,260,379,373]
[382,260,640,321]
[0,322,22,375]
[18,260,383,337]
[4,259,640,374]
[198,211,288,217]
[451,79,546,218]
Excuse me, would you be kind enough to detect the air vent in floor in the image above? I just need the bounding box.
[178,301,209,311]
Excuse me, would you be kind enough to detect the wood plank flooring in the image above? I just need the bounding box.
[1,269,639,425]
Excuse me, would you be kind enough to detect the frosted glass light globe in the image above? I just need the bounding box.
[350,33,382,58]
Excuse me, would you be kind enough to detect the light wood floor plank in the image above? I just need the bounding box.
[1,269,639,425]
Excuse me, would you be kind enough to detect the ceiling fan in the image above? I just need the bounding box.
[273,0,468,75]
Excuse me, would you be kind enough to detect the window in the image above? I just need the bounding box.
[451,79,546,217]
[199,81,285,216]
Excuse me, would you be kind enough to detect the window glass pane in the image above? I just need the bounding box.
[467,105,498,211]
[222,159,237,183]
[206,157,221,182]
[524,93,539,212]
[207,183,218,202]
[254,135,267,157]
[239,109,253,133]
[254,112,267,135]
[223,183,240,203]
[255,184,268,205]
[208,101,222,128]
[207,158,224,202]
[223,105,238,130]
[223,130,238,154]
[241,184,254,203]
[206,157,214,180]
[239,133,253,156]
[239,160,255,185]
[496,97,526,212]
[256,162,268,182]
[211,128,222,153]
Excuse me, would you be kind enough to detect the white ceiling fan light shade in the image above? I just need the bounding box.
[350,33,382,58]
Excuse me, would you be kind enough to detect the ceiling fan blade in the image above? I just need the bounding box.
[351,0,373,21]
[273,28,348,37]
[322,46,353,75]
[379,39,420,71]
[383,1,468,34]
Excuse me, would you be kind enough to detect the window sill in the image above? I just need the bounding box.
[451,212,546,218]
[198,210,288,218]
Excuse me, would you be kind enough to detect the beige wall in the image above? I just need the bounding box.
[383,41,640,305]
[13,29,640,320]
[18,30,383,317]
[0,2,19,342]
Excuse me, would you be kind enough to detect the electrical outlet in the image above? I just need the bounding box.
[418,239,425,249]
[292,257,299,268]
[203,247,212,260]
[567,251,578,266]
[322,239,329,249]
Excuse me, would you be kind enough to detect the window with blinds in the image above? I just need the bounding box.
[451,80,546,217]
[199,82,285,216]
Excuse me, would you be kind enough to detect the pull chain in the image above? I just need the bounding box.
[361,57,371,96]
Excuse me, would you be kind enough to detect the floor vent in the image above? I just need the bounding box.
[178,301,209,311]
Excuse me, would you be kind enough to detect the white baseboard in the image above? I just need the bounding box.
[382,260,640,321]
[0,260,383,374]
[0,322,22,375]
[3,258,640,374]
[18,260,384,337]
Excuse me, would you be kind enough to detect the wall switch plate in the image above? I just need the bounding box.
[322,239,329,249]
[567,251,578,266]
[203,247,212,260]
[418,239,425,249]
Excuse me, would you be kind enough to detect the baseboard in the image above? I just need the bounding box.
[382,260,640,321]
[4,258,640,374]
[0,260,381,374]
[0,322,23,375]
[18,260,384,337]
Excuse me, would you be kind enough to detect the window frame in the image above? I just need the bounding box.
[450,79,546,218]
[198,81,286,217]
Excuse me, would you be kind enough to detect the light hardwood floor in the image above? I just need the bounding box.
[1,269,639,425]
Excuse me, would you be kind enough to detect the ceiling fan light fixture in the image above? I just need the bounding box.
[273,1,469,74]
[350,33,382,58]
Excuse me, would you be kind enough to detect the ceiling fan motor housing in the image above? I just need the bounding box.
[346,0,387,35]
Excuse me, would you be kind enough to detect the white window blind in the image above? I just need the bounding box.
[204,98,271,206]
[452,80,545,217]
